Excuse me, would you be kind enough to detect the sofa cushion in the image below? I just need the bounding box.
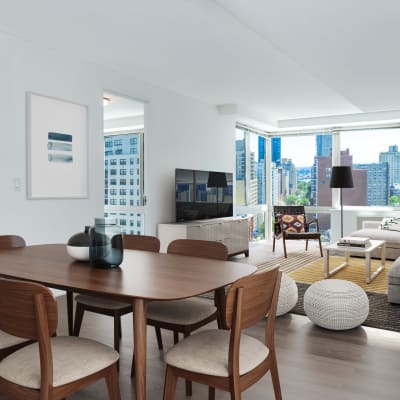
[350,228,400,260]
[350,229,400,245]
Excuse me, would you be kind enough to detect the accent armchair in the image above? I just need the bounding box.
[272,205,323,258]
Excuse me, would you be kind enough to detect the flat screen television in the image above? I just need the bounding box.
[175,168,233,222]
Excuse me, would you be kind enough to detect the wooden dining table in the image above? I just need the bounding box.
[0,244,256,400]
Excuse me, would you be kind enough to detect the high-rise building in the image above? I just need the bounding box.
[316,134,332,157]
[235,139,246,181]
[257,136,266,204]
[104,133,143,234]
[379,145,400,187]
[354,163,389,205]
[271,163,281,205]
[271,137,281,167]
[281,158,297,196]
[312,134,333,205]
[313,149,367,206]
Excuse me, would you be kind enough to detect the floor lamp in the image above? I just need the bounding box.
[330,166,354,238]
[207,171,227,218]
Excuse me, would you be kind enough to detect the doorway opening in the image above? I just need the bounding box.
[103,92,145,234]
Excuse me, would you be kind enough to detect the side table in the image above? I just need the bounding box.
[324,239,386,284]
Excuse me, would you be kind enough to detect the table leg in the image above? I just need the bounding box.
[66,290,74,336]
[365,252,371,284]
[345,250,350,264]
[324,249,330,278]
[325,248,348,278]
[133,298,147,400]
[214,287,226,330]
[367,242,386,283]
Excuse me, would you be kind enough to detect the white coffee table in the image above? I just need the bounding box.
[324,239,386,283]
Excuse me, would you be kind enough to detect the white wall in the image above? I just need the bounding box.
[0,32,236,244]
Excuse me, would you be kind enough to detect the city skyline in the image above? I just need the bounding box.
[281,129,400,167]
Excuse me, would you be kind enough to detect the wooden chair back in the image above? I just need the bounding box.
[224,267,281,330]
[0,235,26,249]
[167,239,228,260]
[123,234,160,252]
[0,278,58,340]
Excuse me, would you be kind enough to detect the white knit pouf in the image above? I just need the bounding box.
[276,273,298,316]
[304,279,369,330]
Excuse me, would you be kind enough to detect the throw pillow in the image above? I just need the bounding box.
[281,214,305,233]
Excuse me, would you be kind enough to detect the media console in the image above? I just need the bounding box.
[158,216,249,257]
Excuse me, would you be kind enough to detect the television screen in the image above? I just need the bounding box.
[176,168,233,222]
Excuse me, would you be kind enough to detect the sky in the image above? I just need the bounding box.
[237,128,399,167]
[281,129,399,167]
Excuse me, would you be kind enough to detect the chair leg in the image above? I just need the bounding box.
[73,303,85,336]
[163,366,178,400]
[318,237,323,257]
[173,331,179,344]
[272,236,276,252]
[66,290,74,336]
[118,315,122,339]
[105,364,121,400]
[270,353,282,400]
[114,314,121,353]
[230,379,241,400]
[183,331,192,396]
[282,237,287,258]
[155,326,163,350]
[209,386,215,400]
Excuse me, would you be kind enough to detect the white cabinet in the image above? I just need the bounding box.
[158,217,249,256]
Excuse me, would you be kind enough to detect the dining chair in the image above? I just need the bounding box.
[146,238,228,395]
[0,234,26,249]
[73,234,160,375]
[272,205,323,258]
[162,266,282,400]
[0,235,32,358]
[0,234,73,333]
[0,278,120,400]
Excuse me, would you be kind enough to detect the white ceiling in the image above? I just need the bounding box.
[2,0,399,126]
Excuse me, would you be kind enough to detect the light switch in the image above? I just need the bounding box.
[14,178,21,192]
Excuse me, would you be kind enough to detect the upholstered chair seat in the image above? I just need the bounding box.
[147,298,217,326]
[0,330,29,350]
[0,336,119,389]
[164,329,269,377]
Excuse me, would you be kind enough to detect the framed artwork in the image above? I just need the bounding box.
[26,92,88,199]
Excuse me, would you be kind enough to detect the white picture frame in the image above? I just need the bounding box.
[26,92,88,199]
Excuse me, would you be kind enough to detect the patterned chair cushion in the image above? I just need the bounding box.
[281,214,305,233]
[275,214,305,238]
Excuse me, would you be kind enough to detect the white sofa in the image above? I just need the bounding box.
[349,220,400,260]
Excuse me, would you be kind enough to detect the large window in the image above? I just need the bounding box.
[104,131,144,234]
[235,127,266,240]
[340,129,400,206]
[270,133,332,241]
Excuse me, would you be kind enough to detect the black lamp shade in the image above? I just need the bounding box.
[207,171,227,188]
[330,166,354,188]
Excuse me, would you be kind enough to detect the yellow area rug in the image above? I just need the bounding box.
[289,256,393,294]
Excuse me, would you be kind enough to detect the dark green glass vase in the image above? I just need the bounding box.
[89,218,123,268]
